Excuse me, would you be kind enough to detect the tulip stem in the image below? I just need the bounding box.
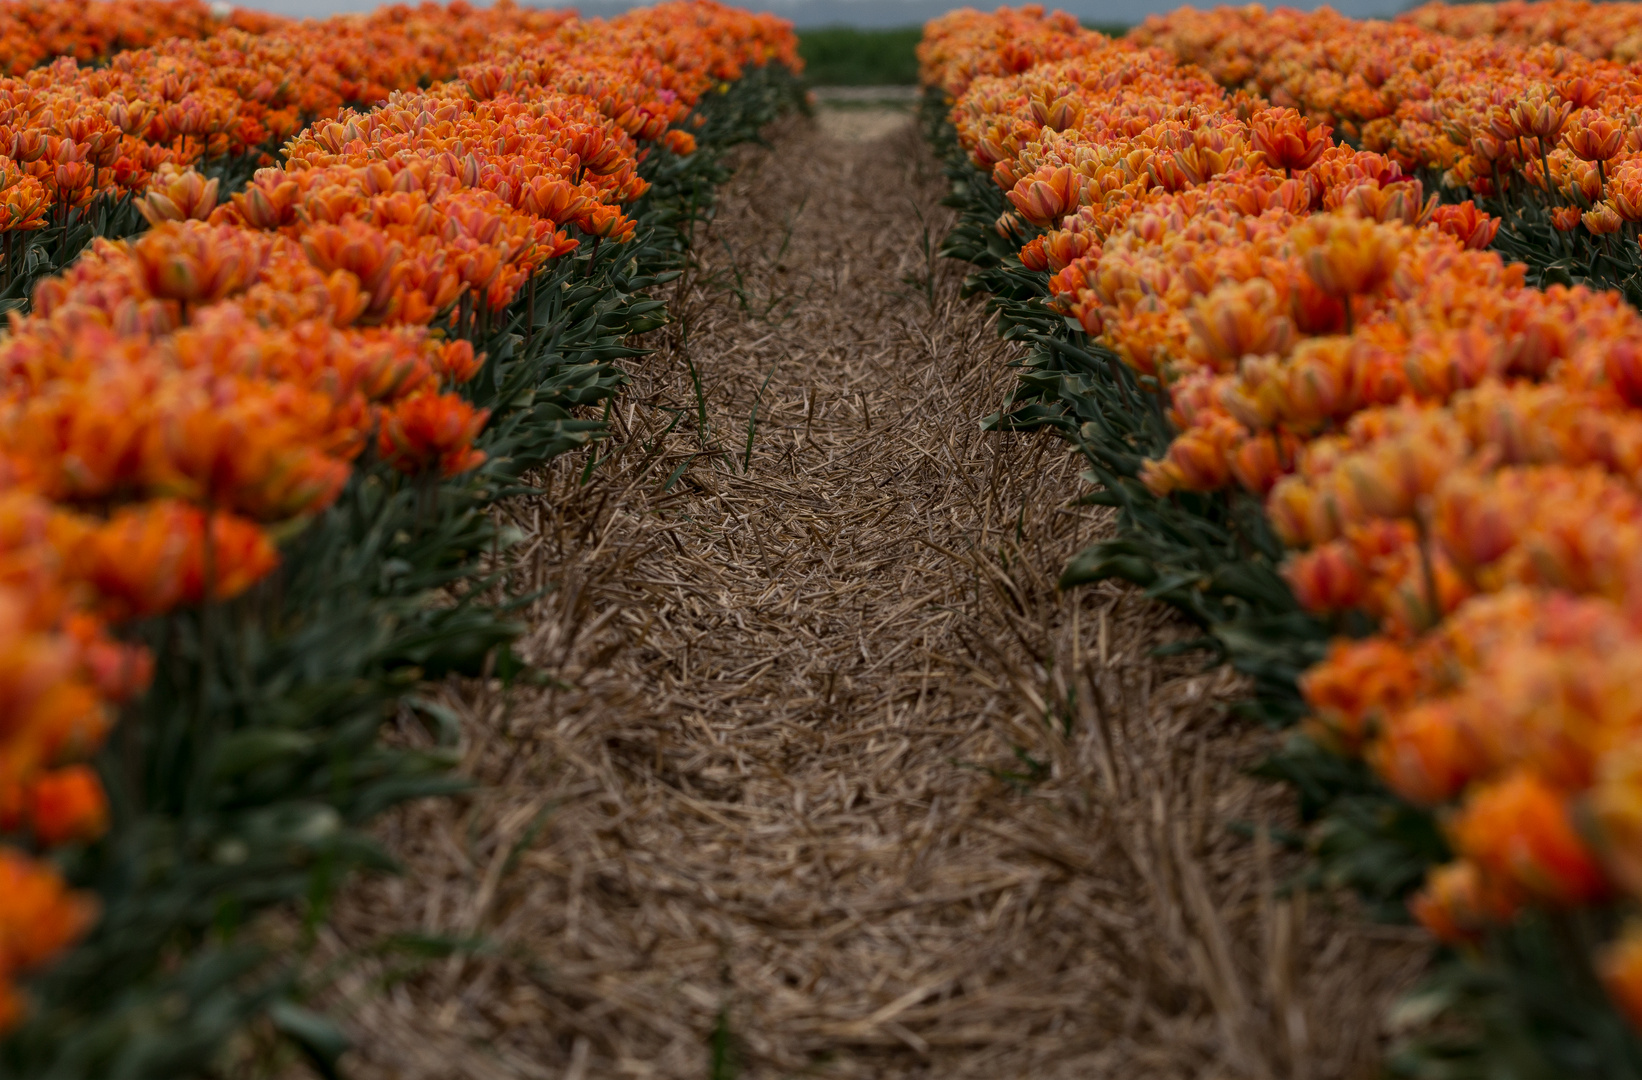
[525,273,537,354]
[1414,513,1440,633]
[193,505,219,815]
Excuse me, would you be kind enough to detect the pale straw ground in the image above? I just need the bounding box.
[284,105,1429,1080]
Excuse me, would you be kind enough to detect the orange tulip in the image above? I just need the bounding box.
[1511,92,1574,144]
[26,765,108,846]
[0,847,97,1031]
[1552,205,1585,231]
[134,165,219,225]
[1450,772,1610,906]
[1584,203,1624,235]
[1410,860,1522,945]
[1006,164,1081,227]
[1566,111,1626,163]
[375,391,489,478]
[1301,216,1403,300]
[1249,106,1332,173]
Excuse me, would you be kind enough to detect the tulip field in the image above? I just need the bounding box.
[924,0,1642,1073]
[21,0,1642,1073]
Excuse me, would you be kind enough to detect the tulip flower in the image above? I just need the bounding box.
[0,848,97,1029]
[1584,203,1624,235]
[25,766,107,846]
[376,391,489,478]
[1451,772,1610,906]
[1007,164,1082,227]
[1249,107,1332,174]
[1411,860,1522,945]
[1567,111,1626,163]
[134,165,219,225]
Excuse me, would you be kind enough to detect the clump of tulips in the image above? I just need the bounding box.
[0,0,799,1038]
[924,2,1642,1044]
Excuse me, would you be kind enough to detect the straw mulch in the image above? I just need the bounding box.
[300,107,1429,1080]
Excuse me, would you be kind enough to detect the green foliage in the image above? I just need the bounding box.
[1406,163,1642,302]
[1387,912,1642,1080]
[925,87,1642,1076]
[0,66,806,1080]
[797,26,921,86]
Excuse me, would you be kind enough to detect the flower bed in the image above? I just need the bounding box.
[922,5,1642,1072]
[0,0,282,75]
[1401,0,1642,61]
[0,2,800,1074]
[1134,3,1642,304]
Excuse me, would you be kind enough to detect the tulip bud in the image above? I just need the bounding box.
[10,129,45,163]
[661,129,696,156]
[1186,279,1295,370]
[1552,205,1584,231]
[135,165,218,226]
[1267,475,1334,547]
[27,766,108,846]
[1366,700,1474,806]
[1610,172,1642,221]
[1018,236,1049,272]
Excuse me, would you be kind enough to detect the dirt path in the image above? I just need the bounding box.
[313,108,1426,1080]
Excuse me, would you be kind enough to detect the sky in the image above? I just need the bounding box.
[235,0,1404,26]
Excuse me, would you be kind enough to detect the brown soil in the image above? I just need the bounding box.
[302,107,1428,1080]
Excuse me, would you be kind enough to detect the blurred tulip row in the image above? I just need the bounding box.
[1133,3,1642,298]
[0,0,283,76]
[1403,0,1642,59]
[923,1,1642,1044]
[0,0,798,1040]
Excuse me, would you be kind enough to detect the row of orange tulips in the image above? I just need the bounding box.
[0,0,798,1036]
[1401,0,1642,62]
[1132,4,1642,257]
[0,0,281,76]
[0,0,582,305]
[923,1,1642,1045]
